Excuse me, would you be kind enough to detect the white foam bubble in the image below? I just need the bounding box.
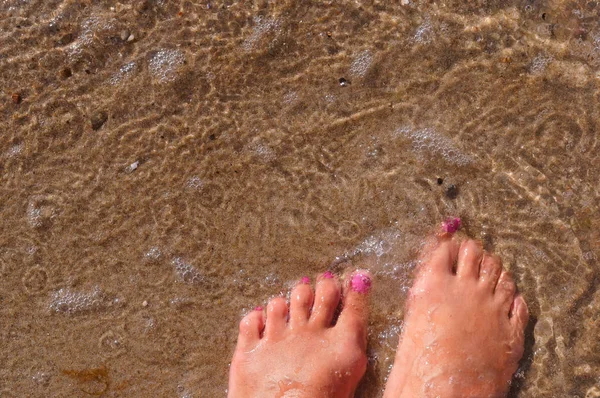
[145,247,162,261]
[338,228,403,262]
[186,176,203,189]
[171,257,203,284]
[377,320,404,349]
[6,143,22,158]
[242,16,280,51]
[414,18,434,44]
[247,139,276,162]
[148,49,185,83]
[530,54,553,74]
[283,91,299,104]
[109,61,137,85]
[49,286,108,314]
[26,201,42,228]
[349,50,373,78]
[32,371,51,387]
[67,16,115,61]
[395,127,472,166]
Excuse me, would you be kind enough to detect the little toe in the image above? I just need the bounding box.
[420,235,460,276]
[237,308,265,349]
[510,294,529,331]
[310,271,341,328]
[494,270,516,314]
[509,294,529,358]
[337,270,372,347]
[289,277,314,329]
[456,239,483,279]
[479,253,502,291]
[265,297,288,339]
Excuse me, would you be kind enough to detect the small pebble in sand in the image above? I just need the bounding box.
[126,161,139,173]
[142,300,148,307]
[12,93,21,104]
[60,67,72,79]
[127,34,135,42]
[446,184,458,199]
[437,177,444,185]
[442,217,462,234]
[120,30,130,41]
[339,77,349,86]
[91,111,108,130]
[58,33,73,46]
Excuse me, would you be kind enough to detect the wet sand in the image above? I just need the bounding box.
[1,0,599,396]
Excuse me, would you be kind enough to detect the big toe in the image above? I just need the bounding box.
[336,270,372,347]
[420,235,460,276]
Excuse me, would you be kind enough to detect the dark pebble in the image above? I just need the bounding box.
[208,134,216,141]
[91,111,108,130]
[446,184,458,199]
[60,67,72,79]
[58,33,73,46]
[136,0,151,12]
[437,177,444,185]
[339,77,349,86]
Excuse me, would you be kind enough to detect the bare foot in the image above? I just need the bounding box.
[228,270,372,398]
[384,237,529,398]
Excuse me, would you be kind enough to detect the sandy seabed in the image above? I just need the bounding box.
[1,0,599,396]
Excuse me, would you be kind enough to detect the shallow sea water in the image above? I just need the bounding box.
[1,0,599,396]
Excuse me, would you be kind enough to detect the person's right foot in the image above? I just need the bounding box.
[383,236,529,398]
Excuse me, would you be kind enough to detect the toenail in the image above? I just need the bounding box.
[300,276,310,284]
[441,217,461,233]
[254,306,263,311]
[351,273,372,294]
[322,271,334,279]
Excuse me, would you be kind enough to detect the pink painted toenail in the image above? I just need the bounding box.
[323,271,334,279]
[254,306,263,311]
[351,273,372,294]
[442,217,462,233]
[300,276,310,284]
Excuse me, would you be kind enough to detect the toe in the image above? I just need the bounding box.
[336,270,371,348]
[479,253,502,291]
[509,294,529,358]
[237,308,265,349]
[456,239,483,279]
[310,271,341,328]
[289,277,314,329]
[494,270,516,314]
[420,235,460,276]
[510,294,529,330]
[265,297,288,339]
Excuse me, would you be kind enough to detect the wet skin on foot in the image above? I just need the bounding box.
[383,236,529,398]
[229,270,372,398]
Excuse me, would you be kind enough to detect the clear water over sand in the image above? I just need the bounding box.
[1,0,599,396]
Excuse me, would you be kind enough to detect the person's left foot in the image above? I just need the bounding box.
[228,270,372,398]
